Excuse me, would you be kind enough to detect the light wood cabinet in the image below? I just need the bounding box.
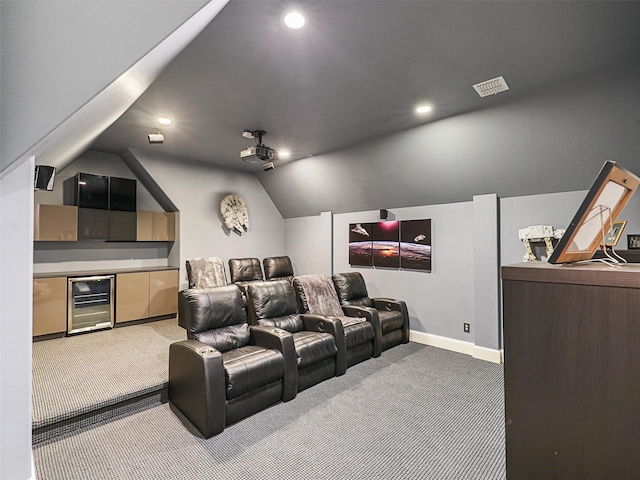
[115,269,178,324]
[34,204,78,241]
[149,269,179,317]
[33,277,67,336]
[115,272,150,323]
[137,211,176,241]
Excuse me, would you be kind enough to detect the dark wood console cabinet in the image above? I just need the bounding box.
[502,262,640,480]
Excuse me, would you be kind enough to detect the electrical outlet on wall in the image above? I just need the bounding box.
[463,323,470,333]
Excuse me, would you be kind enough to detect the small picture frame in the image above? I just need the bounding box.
[627,234,640,250]
[603,220,627,247]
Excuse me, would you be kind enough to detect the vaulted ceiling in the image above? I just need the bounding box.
[91,1,640,173]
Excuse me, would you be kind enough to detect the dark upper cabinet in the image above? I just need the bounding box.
[64,173,109,210]
[77,208,109,240]
[109,177,137,212]
[108,211,137,241]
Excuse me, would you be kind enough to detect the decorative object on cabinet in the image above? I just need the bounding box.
[518,225,565,262]
[220,194,249,232]
[548,160,640,264]
[627,234,640,249]
[603,220,626,247]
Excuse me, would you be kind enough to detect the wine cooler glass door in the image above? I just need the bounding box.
[67,275,114,334]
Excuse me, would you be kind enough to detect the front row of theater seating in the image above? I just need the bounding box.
[169,272,409,438]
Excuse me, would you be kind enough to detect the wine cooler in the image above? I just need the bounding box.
[67,275,114,334]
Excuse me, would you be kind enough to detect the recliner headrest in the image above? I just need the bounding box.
[247,280,298,320]
[229,257,264,282]
[179,285,250,352]
[263,256,294,281]
[185,256,227,288]
[332,272,369,303]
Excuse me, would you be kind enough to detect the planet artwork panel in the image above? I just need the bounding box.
[372,221,400,268]
[349,218,432,272]
[400,219,432,271]
[349,223,374,266]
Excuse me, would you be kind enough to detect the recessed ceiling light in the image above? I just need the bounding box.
[279,150,291,159]
[284,11,305,29]
[157,116,172,126]
[415,105,432,114]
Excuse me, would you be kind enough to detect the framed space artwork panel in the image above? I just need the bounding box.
[349,219,432,272]
[372,221,400,268]
[400,219,432,271]
[348,223,374,266]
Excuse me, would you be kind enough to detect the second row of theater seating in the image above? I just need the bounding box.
[170,268,409,438]
[185,256,294,289]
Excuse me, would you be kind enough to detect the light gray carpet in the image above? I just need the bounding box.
[33,343,506,480]
[32,318,184,429]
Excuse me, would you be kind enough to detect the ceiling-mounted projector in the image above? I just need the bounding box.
[240,145,279,163]
[240,130,278,166]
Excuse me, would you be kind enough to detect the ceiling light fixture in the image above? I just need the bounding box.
[279,150,291,159]
[157,116,172,126]
[284,11,305,29]
[415,105,433,114]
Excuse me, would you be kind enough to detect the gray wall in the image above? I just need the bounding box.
[259,65,640,219]
[127,149,285,288]
[0,158,35,480]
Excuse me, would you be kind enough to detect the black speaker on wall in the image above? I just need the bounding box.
[34,165,56,191]
[380,209,388,220]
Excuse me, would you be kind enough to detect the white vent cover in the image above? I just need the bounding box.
[473,76,509,97]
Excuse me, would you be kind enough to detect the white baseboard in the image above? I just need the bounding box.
[409,330,503,364]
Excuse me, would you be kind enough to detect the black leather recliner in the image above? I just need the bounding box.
[185,256,227,288]
[229,257,264,285]
[246,280,345,392]
[263,256,294,283]
[293,274,379,368]
[168,284,296,438]
[332,272,410,352]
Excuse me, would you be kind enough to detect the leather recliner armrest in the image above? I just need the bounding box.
[301,313,347,376]
[372,298,410,344]
[341,305,382,358]
[168,339,226,438]
[250,325,298,402]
